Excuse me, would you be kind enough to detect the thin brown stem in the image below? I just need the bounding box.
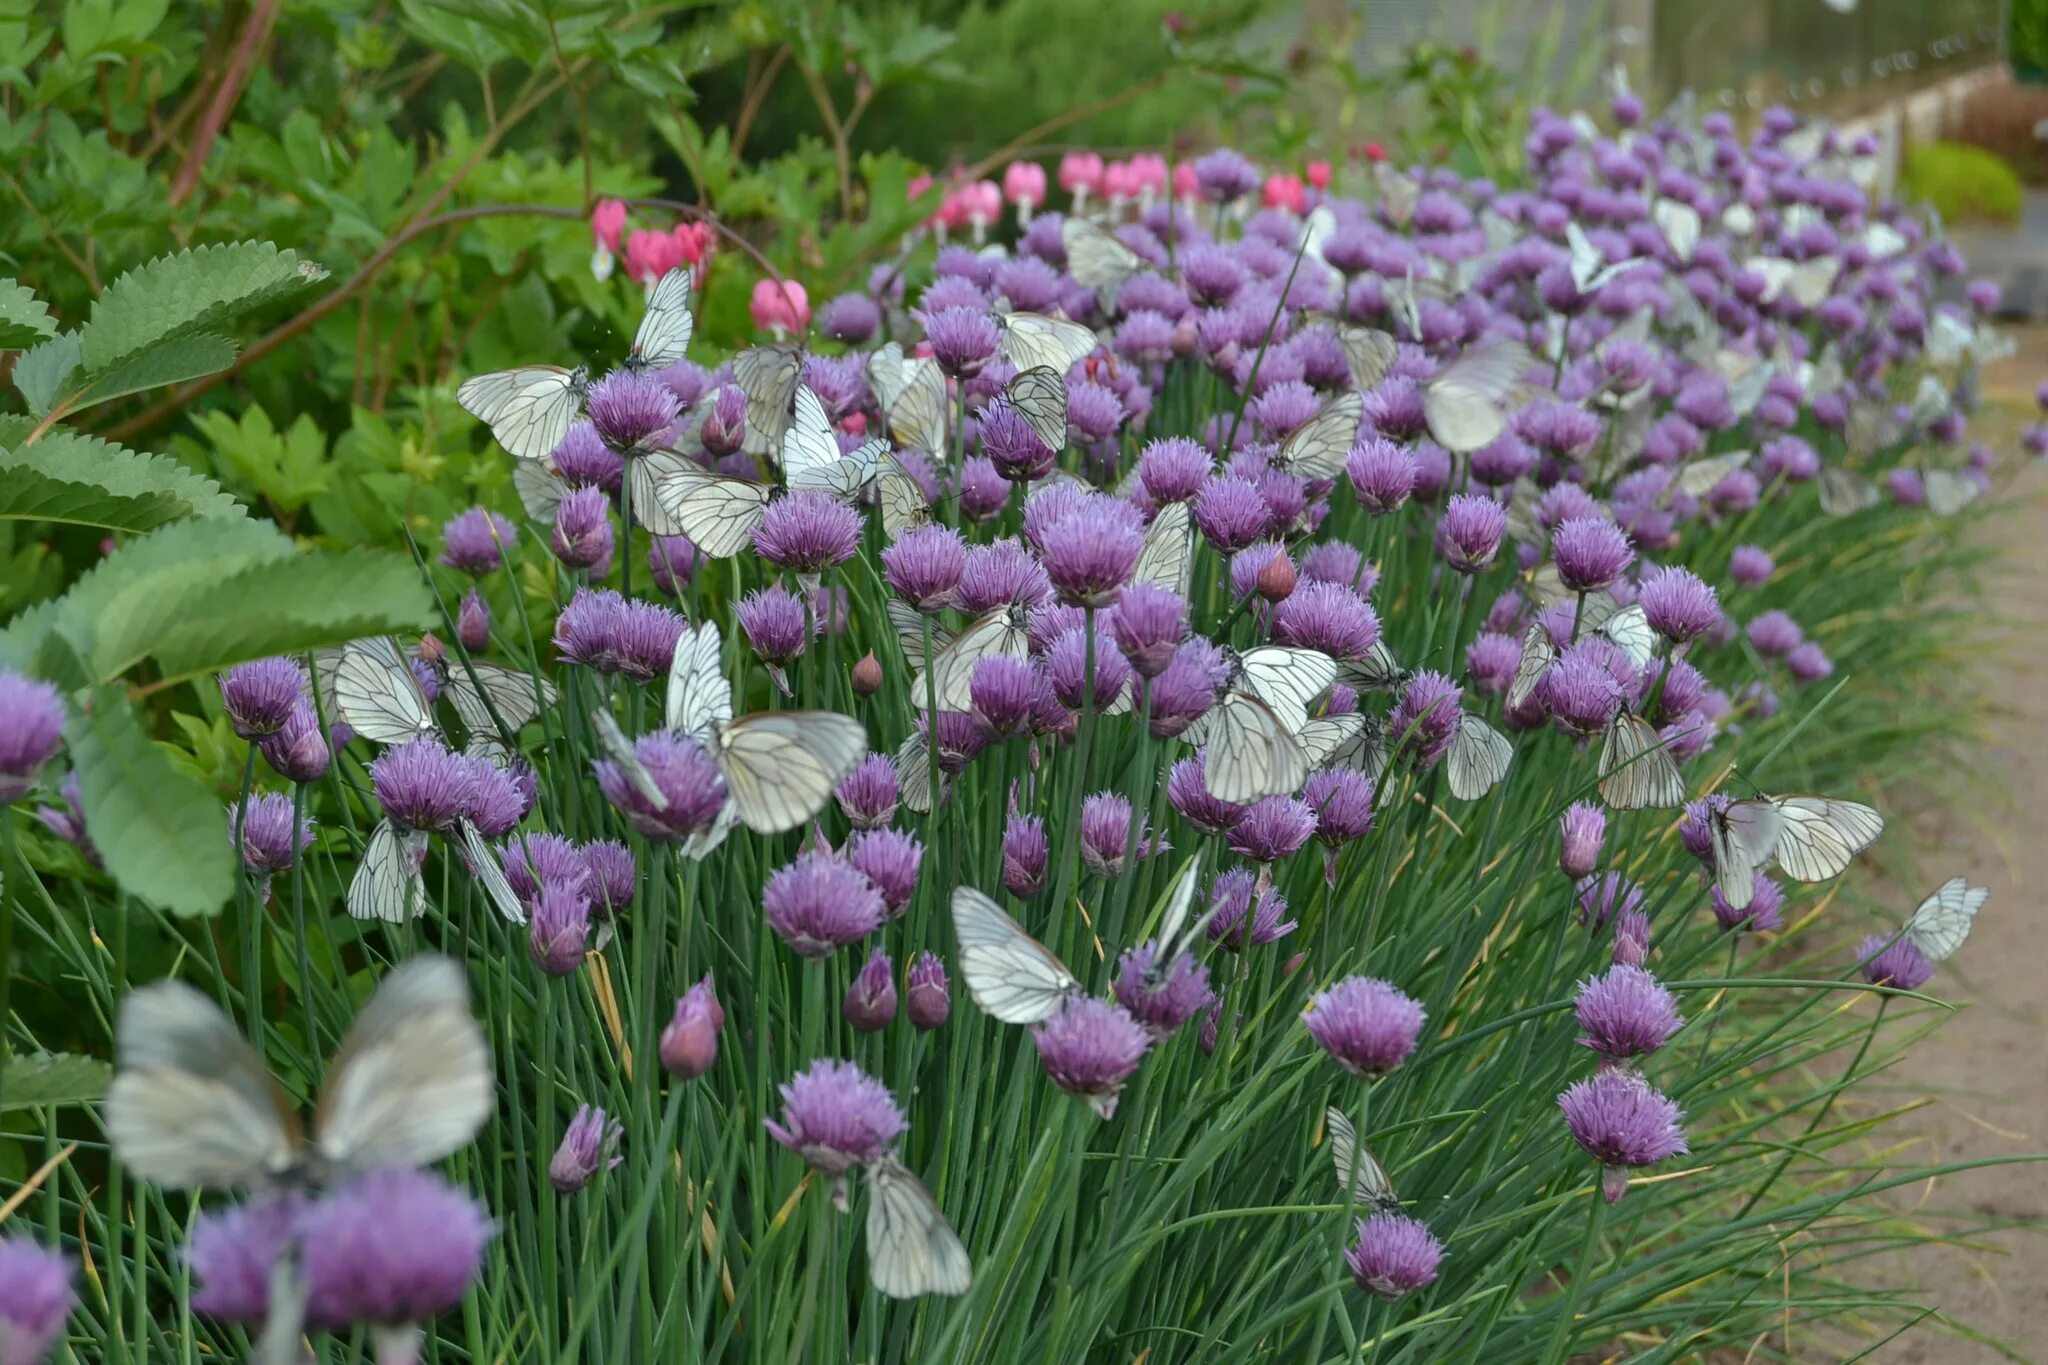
[731,45,791,161]
[792,57,853,220]
[169,0,283,207]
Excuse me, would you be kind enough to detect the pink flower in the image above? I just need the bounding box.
[1127,153,1169,196]
[1173,162,1199,199]
[1004,161,1047,207]
[1102,160,1139,202]
[750,278,810,337]
[908,173,942,228]
[1262,174,1307,213]
[968,180,1001,222]
[1059,152,1105,194]
[624,228,683,284]
[673,221,713,267]
[591,199,627,254]
[1306,160,1332,189]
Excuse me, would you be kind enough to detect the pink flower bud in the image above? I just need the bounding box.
[1003,161,1047,207]
[1059,152,1104,194]
[1262,174,1307,214]
[591,199,628,254]
[748,279,810,337]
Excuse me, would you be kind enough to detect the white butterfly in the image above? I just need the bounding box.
[513,457,568,523]
[782,385,887,498]
[1140,857,1209,989]
[1567,223,1651,293]
[1190,647,1339,803]
[865,1157,972,1298]
[894,730,945,815]
[1818,467,1881,517]
[1005,366,1070,454]
[1061,217,1145,298]
[1747,256,1838,309]
[106,955,491,1190]
[1922,469,1982,517]
[1505,622,1556,711]
[994,309,1099,374]
[877,454,932,541]
[865,341,912,413]
[1598,712,1687,810]
[330,637,438,745]
[1446,712,1513,801]
[1579,597,1658,671]
[1652,199,1701,263]
[347,819,429,924]
[622,267,696,372]
[732,342,806,454]
[952,885,1081,1024]
[1338,639,1409,694]
[1324,1108,1401,1215]
[1861,222,1909,261]
[1423,340,1532,454]
[1373,162,1419,228]
[1901,876,1989,961]
[590,706,669,812]
[441,657,556,739]
[1711,794,1884,910]
[1130,500,1194,598]
[1336,325,1399,391]
[457,364,590,462]
[1673,450,1753,499]
[913,604,1033,713]
[1906,374,1951,428]
[887,356,951,462]
[1271,392,1364,482]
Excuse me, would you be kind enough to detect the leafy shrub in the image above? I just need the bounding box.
[1901,140,2026,224]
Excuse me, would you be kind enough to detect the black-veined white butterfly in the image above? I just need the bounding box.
[1131,500,1194,598]
[1817,467,1881,518]
[1189,647,1342,803]
[1373,162,1420,228]
[994,308,1098,375]
[1597,712,1687,811]
[1005,366,1070,454]
[1566,223,1651,294]
[106,954,491,1190]
[1900,876,1989,961]
[1746,255,1838,309]
[1324,1108,1401,1215]
[1335,325,1399,391]
[912,604,1032,713]
[329,637,439,745]
[1061,217,1145,299]
[457,364,590,462]
[865,1156,972,1298]
[951,885,1081,1024]
[894,730,946,815]
[1710,793,1884,910]
[1921,469,1982,517]
[1271,391,1363,482]
[1446,712,1513,800]
[733,341,805,454]
[1423,340,1532,454]
[1339,639,1409,694]
[1138,856,1208,989]
[621,267,695,372]
[347,820,429,924]
[1652,199,1701,263]
[887,355,950,462]
[512,456,569,524]
[1673,450,1753,499]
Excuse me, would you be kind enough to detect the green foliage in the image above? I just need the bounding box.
[0,430,242,531]
[0,278,58,349]
[2011,0,2048,78]
[0,1051,110,1110]
[1901,140,2026,225]
[76,241,325,374]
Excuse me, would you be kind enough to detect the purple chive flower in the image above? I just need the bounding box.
[1559,801,1606,879]
[1713,872,1785,933]
[295,1170,494,1331]
[232,792,312,874]
[1786,641,1833,682]
[882,525,968,611]
[753,491,860,574]
[33,773,94,865]
[553,422,625,492]
[1139,437,1214,503]
[1194,148,1260,201]
[958,539,1053,614]
[765,1059,906,1174]
[1194,477,1272,553]
[586,371,681,453]
[1111,583,1188,678]
[501,832,587,907]
[552,486,614,573]
[1746,609,1803,657]
[1859,933,1934,991]
[843,946,899,1033]
[1559,1070,1688,1202]
[1517,401,1603,460]
[924,306,1003,378]
[465,756,531,839]
[371,738,476,833]
[0,673,62,803]
[1576,964,1683,1061]
[1227,795,1317,864]
[220,658,306,740]
[737,586,814,667]
[1039,497,1145,605]
[1168,756,1249,834]
[836,754,900,830]
[1046,626,1132,714]
[1003,813,1050,898]
[959,455,1011,521]
[1304,976,1426,1077]
[906,951,951,1030]
[1033,996,1151,1120]
[847,828,923,916]
[1348,437,1417,514]
[660,976,723,1079]
[0,1236,74,1361]
[581,839,635,913]
[1539,646,1623,738]
[1275,582,1381,660]
[1346,1214,1443,1300]
[456,589,491,652]
[1300,541,1368,590]
[259,702,331,784]
[593,730,727,841]
[1577,871,1645,933]
[764,850,884,958]
[1638,566,1720,644]
[1612,907,1651,967]
[699,386,749,457]
[1390,671,1463,765]
[647,535,701,597]
[528,882,592,976]
[1065,381,1124,444]
[1551,517,1635,593]
[554,589,687,681]
[1079,792,1156,878]
[1304,769,1376,847]
[440,507,517,574]
[1113,941,1215,1040]
[980,400,1056,481]
[1148,640,1225,739]
[1436,494,1508,573]
[550,1104,623,1194]
[1466,631,1522,695]
[819,292,882,343]
[188,1192,307,1324]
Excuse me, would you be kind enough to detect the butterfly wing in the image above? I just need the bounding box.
[1505,623,1556,711]
[1006,366,1070,453]
[1818,467,1881,518]
[951,885,1078,1023]
[513,458,568,524]
[1325,1107,1398,1212]
[1712,799,1784,909]
[920,608,1031,712]
[457,819,526,925]
[1203,692,1309,804]
[733,343,804,454]
[887,596,954,672]
[888,357,951,462]
[866,1158,973,1299]
[445,661,553,737]
[1768,796,1883,884]
[314,955,493,1173]
[997,311,1098,374]
[1132,500,1193,597]
[333,642,437,745]
[866,342,909,413]
[715,712,869,834]
[878,455,933,541]
[895,731,942,815]
[591,708,668,811]
[1337,326,1399,391]
[629,268,695,370]
[105,978,301,1189]
[1674,450,1752,499]
[1446,713,1513,801]
[1596,604,1659,672]
[345,820,429,923]
[1060,217,1143,295]
[1597,713,1686,810]
[665,622,732,744]
[1903,876,1988,961]
[1274,392,1363,481]
[1340,639,1409,693]
[456,366,581,462]
[1653,199,1700,262]
[644,460,773,558]
[782,386,855,495]
[1424,341,1531,453]
[1923,470,1981,517]
[626,448,694,536]
[1237,647,1337,727]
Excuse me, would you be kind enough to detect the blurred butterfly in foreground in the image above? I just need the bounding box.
[864,1156,973,1299]
[1710,792,1884,911]
[951,885,1081,1026]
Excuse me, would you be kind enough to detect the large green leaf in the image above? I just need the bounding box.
[68,686,234,917]
[13,331,81,415]
[77,241,327,374]
[0,1052,112,1111]
[0,430,243,531]
[0,277,58,350]
[69,333,239,410]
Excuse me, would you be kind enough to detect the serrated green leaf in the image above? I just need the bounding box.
[0,430,244,531]
[77,241,327,374]
[0,277,57,349]
[70,333,238,409]
[143,549,437,685]
[13,331,81,414]
[1,1052,111,1111]
[68,686,234,916]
